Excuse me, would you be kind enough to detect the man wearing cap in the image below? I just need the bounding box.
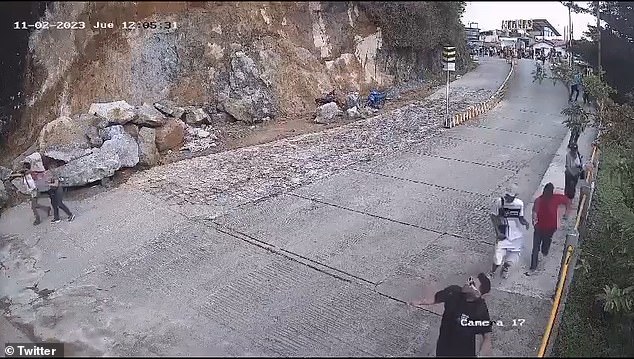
[564,143,583,200]
[489,184,530,279]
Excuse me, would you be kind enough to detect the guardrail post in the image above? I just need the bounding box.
[557,230,579,291]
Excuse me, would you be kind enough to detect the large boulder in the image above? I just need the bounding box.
[99,126,139,168]
[137,127,159,167]
[86,126,103,147]
[222,98,252,123]
[155,118,186,152]
[314,102,343,124]
[183,106,211,125]
[133,103,167,127]
[224,51,277,123]
[38,115,96,162]
[100,124,126,141]
[346,106,363,120]
[88,100,137,125]
[123,123,140,139]
[153,100,185,119]
[52,148,122,187]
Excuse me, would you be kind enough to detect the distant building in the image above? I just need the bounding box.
[477,18,562,53]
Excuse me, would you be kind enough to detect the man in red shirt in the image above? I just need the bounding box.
[526,182,572,274]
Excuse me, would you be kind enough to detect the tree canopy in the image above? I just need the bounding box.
[566,1,634,103]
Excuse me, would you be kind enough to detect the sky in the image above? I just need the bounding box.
[461,1,598,39]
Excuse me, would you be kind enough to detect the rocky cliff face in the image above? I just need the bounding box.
[1,1,463,163]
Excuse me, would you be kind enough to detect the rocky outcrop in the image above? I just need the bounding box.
[137,127,159,167]
[88,101,137,125]
[1,1,470,165]
[155,118,186,152]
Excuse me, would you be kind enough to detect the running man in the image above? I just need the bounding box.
[526,183,572,275]
[489,184,530,279]
[408,273,493,357]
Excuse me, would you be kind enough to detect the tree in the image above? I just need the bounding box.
[355,2,470,72]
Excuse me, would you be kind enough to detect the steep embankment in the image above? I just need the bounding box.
[0,1,468,165]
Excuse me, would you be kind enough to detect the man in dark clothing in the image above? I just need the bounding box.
[526,183,572,274]
[409,273,493,357]
[47,175,75,223]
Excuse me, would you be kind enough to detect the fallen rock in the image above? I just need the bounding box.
[314,102,343,124]
[38,115,94,162]
[0,166,13,181]
[210,112,234,124]
[346,106,362,119]
[100,125,126,141]
[181,140,217,153]
[133,103,167,127]
[222,98,252,123]
[88,100,137,125]
[86,126,103,147]
[195,128,211,138]
[155,118,186,152]
[52,149,122,187]
[100,130,139,168]
[137,127,160,167]
[183,107,211,125]
[153,100,185,119]
[346,92,361,110]
[123,123,140,139]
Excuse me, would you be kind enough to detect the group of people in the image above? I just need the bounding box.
[10,159,75,225]
[407,149,587,356]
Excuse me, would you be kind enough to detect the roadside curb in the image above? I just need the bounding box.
[445,59,516,128]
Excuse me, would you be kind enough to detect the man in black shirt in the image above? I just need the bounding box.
[409,273,493,357]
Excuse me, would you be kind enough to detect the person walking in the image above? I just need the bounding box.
[569,70,582,102]
[47,174,75,223]
[12,161,51,225]
[489,184,530,279]
[525,183,572,275]
[408,273,493,357]
[564,143,583,200]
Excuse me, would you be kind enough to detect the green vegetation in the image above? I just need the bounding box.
[550,3,634,355]
[553,148,634,356]
[356,1,470,71]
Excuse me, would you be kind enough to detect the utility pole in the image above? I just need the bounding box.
[568,2,573,67]
[596,1,601,79]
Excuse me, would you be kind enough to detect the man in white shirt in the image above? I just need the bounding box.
[489,184,530,279]
[20,161,51,225]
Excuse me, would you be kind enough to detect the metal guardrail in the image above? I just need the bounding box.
[445,59,516,129]
[537,143,600,357]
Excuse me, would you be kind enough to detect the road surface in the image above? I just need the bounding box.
[1,57,584,356]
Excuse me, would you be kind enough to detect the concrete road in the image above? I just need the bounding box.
[1,57,581,356]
